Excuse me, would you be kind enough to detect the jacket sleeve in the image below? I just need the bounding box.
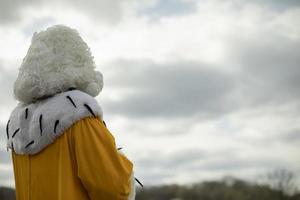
[72,116,135,200]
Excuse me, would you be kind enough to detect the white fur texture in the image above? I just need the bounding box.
[6,90,103,155]
[14,25,103,104]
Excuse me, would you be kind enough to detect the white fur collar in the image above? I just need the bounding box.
[6,90,103,155]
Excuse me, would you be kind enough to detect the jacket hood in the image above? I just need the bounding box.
[6,90,103,155]
[13,24,103,104]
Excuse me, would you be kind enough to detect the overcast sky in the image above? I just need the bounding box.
[0,0,299,188]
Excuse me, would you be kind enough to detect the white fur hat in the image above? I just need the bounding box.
[14,25,103,104]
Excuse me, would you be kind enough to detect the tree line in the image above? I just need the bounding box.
[1,169,299,200]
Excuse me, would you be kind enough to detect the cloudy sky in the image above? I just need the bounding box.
[0,0,299,188]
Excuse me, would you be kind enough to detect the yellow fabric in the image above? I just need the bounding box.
[12,116,133,200]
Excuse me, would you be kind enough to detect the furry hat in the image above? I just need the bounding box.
[14,25,103,104]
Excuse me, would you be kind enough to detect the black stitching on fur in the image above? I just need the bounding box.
[11,141,14,152]
[66,96,77,108]
[25,140,34,148]
[68,87,76,91]
[103,120,107,127]
[6,120,10,139]
[54,120,59,133]
[39,114,43,136]
[84,104,96,117]
[135,177,144,187]
[25,108,28,119]
[12,128,20,138]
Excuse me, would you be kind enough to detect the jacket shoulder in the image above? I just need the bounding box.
[6,90,103,155]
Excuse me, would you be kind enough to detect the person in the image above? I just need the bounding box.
[6,25,136,200]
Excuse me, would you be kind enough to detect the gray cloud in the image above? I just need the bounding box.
[1,0,300,25]
[250,0,300,11]
[137,0,197,19]
[101,60,237,119]
[64,0,124,24]
[280,129,300,144]
[134,147,288,185]
[245,128,300,146]
[231,34,300,107]
[136,148,208,169]
[21,17,56,38]
[137,147,282,172]
[0,149,11,164]
[0,0,126,24]
[0,62,18,107]
[0,168,13,183]
[200,157,282,172]
[0,0,40,24]
[101,33,300,119]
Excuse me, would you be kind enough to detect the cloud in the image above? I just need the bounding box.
[0,62,18,108]
[0,0,130,25]
[134,146,288,185]
[100,29,300,119]
[0,162,14,187]
[0,149,10,164]
[100,59,237,119]
[62,0,125,24]
[229,33,300,107]
[0,0,40,24]
[138,0,197,19]
[280,129,300,144]
[250,0,300,11]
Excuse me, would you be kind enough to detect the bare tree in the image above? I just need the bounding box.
[265,169,297,199]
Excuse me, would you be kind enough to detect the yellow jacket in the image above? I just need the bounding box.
[7,90,135,200]
[12,117,134,200]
